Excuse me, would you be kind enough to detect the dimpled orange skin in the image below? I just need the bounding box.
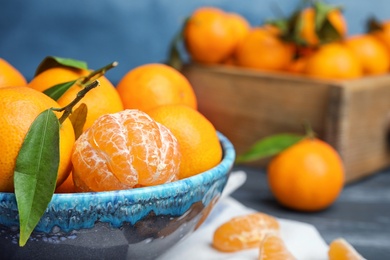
[235,28,295,71]
[116,63,197,112]
[184,7,236,64]
[344,34,390,75]
[267,138,344,212]
[28,67,124,131]
[0,87,75,192]
[304,43,363,79]
[0,58,27,88]
[212,212,280,252]
[147,104,222,180]
[71,109,181,192]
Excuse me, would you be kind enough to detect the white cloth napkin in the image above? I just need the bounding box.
[158,171,329,260]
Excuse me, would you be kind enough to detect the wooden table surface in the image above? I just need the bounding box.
[231,165,390,260]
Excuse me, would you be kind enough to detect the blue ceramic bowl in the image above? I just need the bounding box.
[0,132,235,260]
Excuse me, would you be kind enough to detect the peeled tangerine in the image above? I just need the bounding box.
[71,109,181,192]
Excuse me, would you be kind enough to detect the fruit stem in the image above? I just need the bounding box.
[80,61,118,85]
[303,120,316,139]
[52,80,99,124]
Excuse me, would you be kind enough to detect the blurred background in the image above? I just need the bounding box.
[1,0,390,83]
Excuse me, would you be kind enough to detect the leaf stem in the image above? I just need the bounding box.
[80,61,118,85]
[52,80,99,124]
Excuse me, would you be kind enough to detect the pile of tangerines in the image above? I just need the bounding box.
[182,2,390,80]
[0,58,222,194]
[0,57,364,258]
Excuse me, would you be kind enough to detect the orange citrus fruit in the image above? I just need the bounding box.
[55,171,76,193]
[299,6,347,47]
[0,86,75,192]
[226,12,251,46]
[328,238,366,260]
[344,34,390,75]
[184,7,237,64]
[258,234,296,260]
[71,109,181,192]
[147,104,222,179]
[371,20,390,55]
[27,66,124,131]
[0,58,27,88]
[303,42,363,79]
[212,212,280,252]
[267,137,344,212]
[116,63,197,112]
[235,27,295,71]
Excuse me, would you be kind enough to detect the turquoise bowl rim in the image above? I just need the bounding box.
[0,131,236,232]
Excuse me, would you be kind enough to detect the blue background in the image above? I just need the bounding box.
[1,0,390,83]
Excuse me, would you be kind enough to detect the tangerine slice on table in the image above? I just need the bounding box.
[71,109,181,192]
[258,233,296,260]
[328,238,366,260]
[212,212,280,252]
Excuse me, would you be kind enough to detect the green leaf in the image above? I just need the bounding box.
[35,56,88,77]
[14,109,60,246]
[69,103,88,140]
[235,134,304,163]
[165,17,189,71]
[314,1,344,44]
[43,80,77,101]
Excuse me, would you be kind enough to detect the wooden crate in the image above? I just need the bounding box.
[181,64,390,183]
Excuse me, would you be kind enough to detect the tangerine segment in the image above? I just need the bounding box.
[258,234,296,260]
[328,238,366,260]
[212,212,280,252]
[72,109,181,192]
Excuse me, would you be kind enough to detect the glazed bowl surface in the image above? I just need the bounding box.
[0,132,235,260]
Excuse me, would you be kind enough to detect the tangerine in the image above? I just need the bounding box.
[267,138,344,211]
[258,234,296,260]
[371,20,390,55]
[299,6,347,47]
[184,7,236,64]
[71,109,181,192]
[303,43,363,79]
[55,171,76,193]
[328,238,366,260]
[235,27,295,71]
[212,212,280,252]
[344,34,390,75]
[28,66,124,131]
[0,86,75,192]
[0,58,27,88]
[116,63,197,112]
[147,104,222,179]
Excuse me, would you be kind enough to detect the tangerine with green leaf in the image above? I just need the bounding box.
[0,86,75,192]
[28,66,124,131]
[298,3,347,47]
[267,137,344,211]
